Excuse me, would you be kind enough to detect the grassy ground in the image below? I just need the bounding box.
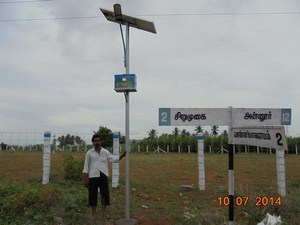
[0,151,299,225]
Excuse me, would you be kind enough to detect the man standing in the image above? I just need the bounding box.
[83,134,126,221]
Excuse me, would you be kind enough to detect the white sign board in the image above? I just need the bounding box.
[232,108,291,126]
[159,108,291,126]
[159,108,228,126]
[229,126,287,150]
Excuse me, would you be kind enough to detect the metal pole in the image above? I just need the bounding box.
[125,22,130,222]
[228,106,234,225]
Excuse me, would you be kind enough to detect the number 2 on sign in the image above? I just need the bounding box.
[161,112,168,122]
[276,133,283,146]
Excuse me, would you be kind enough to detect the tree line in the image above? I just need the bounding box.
[1,125,299,153]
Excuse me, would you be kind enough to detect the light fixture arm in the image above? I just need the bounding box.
[119,23,126,68]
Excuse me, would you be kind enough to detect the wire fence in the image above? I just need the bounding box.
[0,132,299,154]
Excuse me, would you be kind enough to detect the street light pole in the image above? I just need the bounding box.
[124,22,130,221]
[100,6,156,224]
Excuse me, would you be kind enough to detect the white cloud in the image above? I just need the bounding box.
[0,0,299,139]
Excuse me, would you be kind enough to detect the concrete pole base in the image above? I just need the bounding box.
[115,218,138,225]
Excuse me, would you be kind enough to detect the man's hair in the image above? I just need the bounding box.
[92,134,101,142]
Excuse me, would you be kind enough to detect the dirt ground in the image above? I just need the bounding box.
[1,151,300,225]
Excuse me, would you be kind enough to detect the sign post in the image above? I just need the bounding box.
[159,107,291,225]
[42,131,51,185]
[276,149,286,196]
[197,133,205,190]
[228,107,234,225]
[112,132,120,188]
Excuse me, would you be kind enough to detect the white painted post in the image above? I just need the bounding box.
[257,146,259,154]
[146,145,148,153]
[112,132,120,188]
[198,133,205,190]
[138,145,140,153]
[188,145,191,154]
[167,145,169,153]
[276,149,286,196]
[209,145,212,153]
[269,148,272,154]
[245,145,247,153]
[221,146,224,154]
[42,131,51,185]
[178,145,181,154]
[296,145,298,155]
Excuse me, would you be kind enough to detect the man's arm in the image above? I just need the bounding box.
[82,152,90,188]
[119,151,127,160]
[83,173,89,188]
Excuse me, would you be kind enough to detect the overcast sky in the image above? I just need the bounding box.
[1,0,300,141]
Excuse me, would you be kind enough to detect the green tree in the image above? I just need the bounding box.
[57,135,65,147]
[74,135,85,145]
[220,130,229,150]
[52,135,57,146]
[120,133,125,144]
[147,129,158,139]
[1,142,7,150]
[194,126,203,134]
[172,127,180,137]
[211,125,219,136]
[93,126,113,148]
[57,134,85,147]
[181,129,190,137]
[65,134,74,145]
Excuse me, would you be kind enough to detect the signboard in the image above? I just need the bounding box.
[159,108,292,126]
[114,74,137,92]
[229,126,287,150]
[159,108,228,126]
[232,108,291,126]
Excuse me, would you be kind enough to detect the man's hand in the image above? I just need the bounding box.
[83,174,89,189]
[120,151,127,160]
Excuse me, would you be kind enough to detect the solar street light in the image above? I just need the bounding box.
[100,4,156,224]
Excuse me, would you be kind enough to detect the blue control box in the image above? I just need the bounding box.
[114,74,137,92]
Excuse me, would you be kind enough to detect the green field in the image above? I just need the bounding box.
[0,152,299,225]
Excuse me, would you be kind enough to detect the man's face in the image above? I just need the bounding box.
[92,137,101,148]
